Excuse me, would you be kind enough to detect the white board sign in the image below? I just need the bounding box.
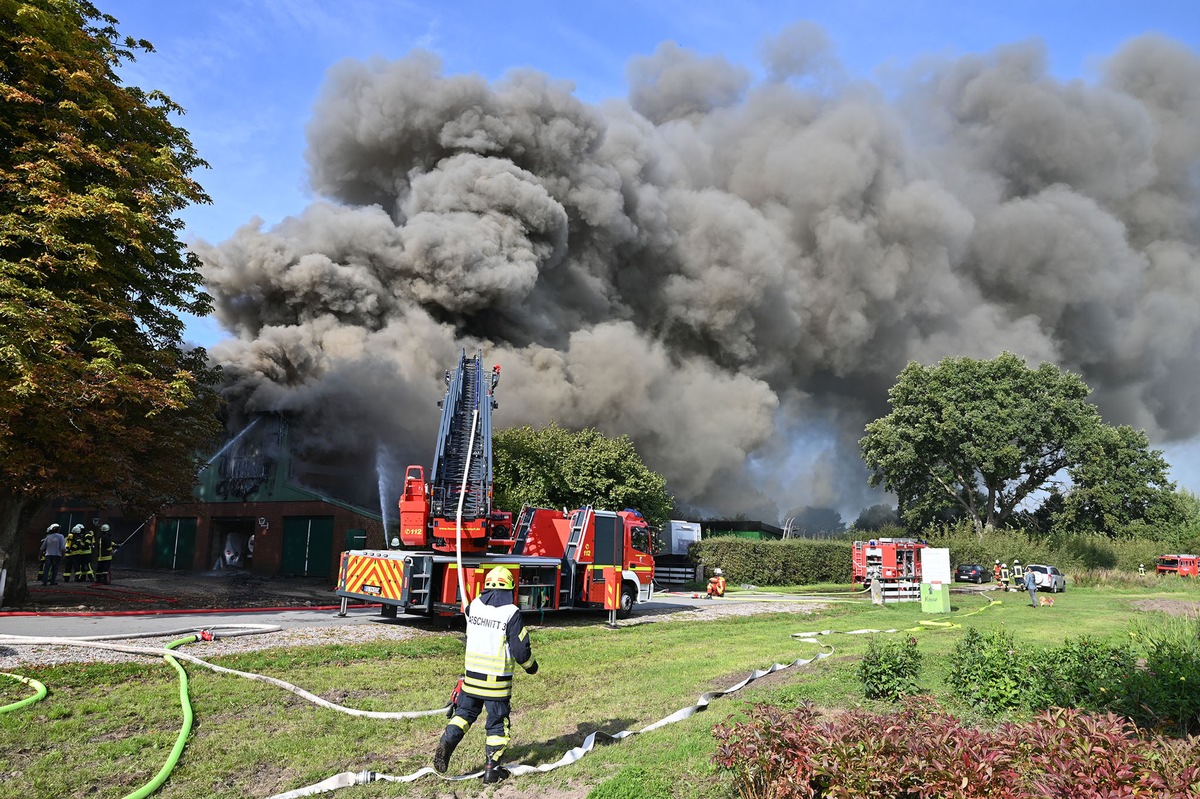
[921,547,951,584]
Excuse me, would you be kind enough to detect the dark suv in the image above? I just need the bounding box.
[953,563,990,583]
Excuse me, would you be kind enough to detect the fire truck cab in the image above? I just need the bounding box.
[1156,554,1198,577]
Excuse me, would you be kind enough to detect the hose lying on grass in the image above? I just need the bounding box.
[0,625,452,799]
[261,645,836,799]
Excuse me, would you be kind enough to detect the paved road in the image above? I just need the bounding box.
[0,590,828,639]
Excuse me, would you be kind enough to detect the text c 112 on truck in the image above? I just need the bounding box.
[335,350,656,619]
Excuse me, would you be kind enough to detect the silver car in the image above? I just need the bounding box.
[1025,564,1066,592]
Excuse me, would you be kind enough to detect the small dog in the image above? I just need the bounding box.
[1038,595,1055,607]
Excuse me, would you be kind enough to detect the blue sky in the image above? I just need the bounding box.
[100,0,1200,494]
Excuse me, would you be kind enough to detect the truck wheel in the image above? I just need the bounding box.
[617,583,637,619]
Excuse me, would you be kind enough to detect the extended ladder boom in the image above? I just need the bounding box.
[399,350,502,553]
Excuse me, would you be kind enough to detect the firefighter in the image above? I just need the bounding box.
[433,566,538,784]
[999,562,1011,589]
[94,524,116,585]
[1011,559,1024,592]
[1138,563,1146,576]
[706,568,727,598]
[993,559,1001,584]
[40,524,66,585]
[72,524,96,583]
[64,524,81,583]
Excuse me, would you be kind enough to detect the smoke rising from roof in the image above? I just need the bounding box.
[196,28,1200,521]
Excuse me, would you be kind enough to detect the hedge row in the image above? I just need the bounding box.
[690,537,851,585]
[926,524,1166,573]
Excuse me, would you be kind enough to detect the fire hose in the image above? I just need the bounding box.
[259,646,836,799]
[0,624,451,799]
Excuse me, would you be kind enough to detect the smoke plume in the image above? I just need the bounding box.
[195,29,1200,521]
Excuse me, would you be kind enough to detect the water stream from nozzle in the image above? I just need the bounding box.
[376,443,391,546]
[200,417,262,473]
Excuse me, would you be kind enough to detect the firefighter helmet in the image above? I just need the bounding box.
[1013,559,1020,565]
[71,524,84,534]
[713,568,724,575]
[484,566,514,590]
[47,523,61,533]
[100,524,110,532]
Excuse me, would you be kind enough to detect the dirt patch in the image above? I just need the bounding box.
[1130,598,1200,617]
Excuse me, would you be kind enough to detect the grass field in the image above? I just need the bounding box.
[2,584,1197,798]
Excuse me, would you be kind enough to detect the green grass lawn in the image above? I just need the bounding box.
[1,585,1196,798]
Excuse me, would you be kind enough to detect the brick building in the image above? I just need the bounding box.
[28,414,388,578]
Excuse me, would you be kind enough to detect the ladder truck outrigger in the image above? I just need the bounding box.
[335,350,656,619]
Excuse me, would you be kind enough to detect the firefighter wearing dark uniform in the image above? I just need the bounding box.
[94,524,116,584]
[433,566,539,784]
[1011,560,1024,593]
[72,524,96,583]
[63,526,78,583]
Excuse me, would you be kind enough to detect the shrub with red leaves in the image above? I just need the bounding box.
[712,701,1200,799]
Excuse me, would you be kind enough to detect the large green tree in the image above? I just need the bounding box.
[861,353,1115,538]
[0,0,222,603]
[493,422,672,526]
[1056,424,1181,536]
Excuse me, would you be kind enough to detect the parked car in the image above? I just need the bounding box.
[1025,564,1066,592]
[953,563,990,583]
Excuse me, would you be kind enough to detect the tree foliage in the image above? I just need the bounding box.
[493,422,672,526]
[1057,424,1181,536]
[853,503,899,531]
[860,353,1179,538]
[0,0,222,602]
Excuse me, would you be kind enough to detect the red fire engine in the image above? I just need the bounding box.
[852,538,926,585]
[1156,554,1198,577]
[335,350,655,618]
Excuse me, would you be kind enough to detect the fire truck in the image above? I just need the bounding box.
[851,538,926,586]
[1156,554,1198,577]
[335,350,655,618]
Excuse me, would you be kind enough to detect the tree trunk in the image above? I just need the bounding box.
[0,494,40,607]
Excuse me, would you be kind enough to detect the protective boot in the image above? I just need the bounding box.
[433,725,464,774]
[482,744,508,784]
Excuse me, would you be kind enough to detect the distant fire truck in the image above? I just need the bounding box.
[335,350,655,619]
[852,538,926,586]
[1156,554,1198,577]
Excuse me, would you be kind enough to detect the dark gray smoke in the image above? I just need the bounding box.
[195,29,1200,521]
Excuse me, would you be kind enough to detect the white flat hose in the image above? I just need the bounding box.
[264,646,835,798]
[455,407,480,612]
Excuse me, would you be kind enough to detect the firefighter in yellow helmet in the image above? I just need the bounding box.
[433,566,539,784]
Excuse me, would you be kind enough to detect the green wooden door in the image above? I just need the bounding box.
[281,516,334,577]
[154,518,197,570]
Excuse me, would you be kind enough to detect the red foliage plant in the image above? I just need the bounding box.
[712,701,1200,799]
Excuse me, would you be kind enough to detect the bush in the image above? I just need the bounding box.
[858,636,922,700]
[1117,614,1200,736]
[948,627,1052,712]
[691,537,851,586]
[949,622,1200,736]
[1042,636,1136,710]
[713,701,1200,799]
